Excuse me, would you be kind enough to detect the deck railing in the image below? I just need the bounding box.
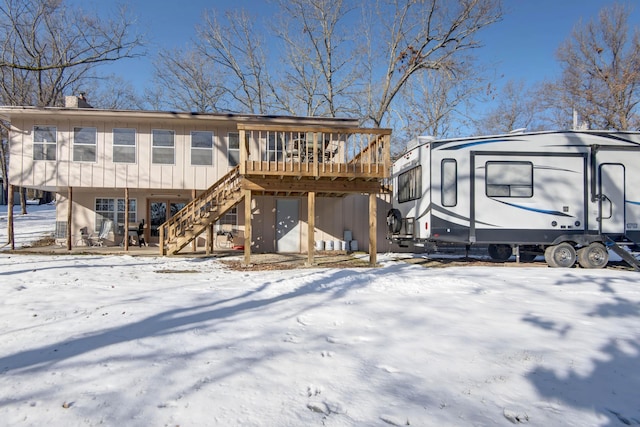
[238,125,391,179]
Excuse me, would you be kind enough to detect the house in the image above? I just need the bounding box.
[0,96,392,264]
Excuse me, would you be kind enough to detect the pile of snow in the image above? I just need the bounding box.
[1,204,639,426]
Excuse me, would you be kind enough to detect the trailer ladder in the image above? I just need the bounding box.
[604,236,640,271]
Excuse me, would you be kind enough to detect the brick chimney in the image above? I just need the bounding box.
[64,92,93,108]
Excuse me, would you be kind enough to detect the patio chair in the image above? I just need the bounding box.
[76,220,112,247]
[92,220,112,246]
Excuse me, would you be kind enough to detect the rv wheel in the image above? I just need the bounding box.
[577,243,609,269]
[544,243,576,268]
[488,244,511,261]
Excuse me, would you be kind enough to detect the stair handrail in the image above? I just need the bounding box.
[160,166,241,253]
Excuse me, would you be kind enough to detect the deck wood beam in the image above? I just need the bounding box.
[242,177,384,194]
[369,193,377,266]
[308,191,316,265]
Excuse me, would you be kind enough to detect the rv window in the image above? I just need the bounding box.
[441,159,457,207]
[398,166,422,203]
[486,161,533,197]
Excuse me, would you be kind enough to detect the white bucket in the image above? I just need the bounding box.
[340,241,348,251]
[334,240,341,250]
[315,240,325,251]
[343,230,352,242]
[350,240,358,251]
[325,240,335,251]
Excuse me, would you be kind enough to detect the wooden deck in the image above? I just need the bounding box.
[160,124,392,264]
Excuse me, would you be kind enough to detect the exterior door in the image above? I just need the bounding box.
[276,199,300,252]
[599,163,625,234]
[148,199,187,244]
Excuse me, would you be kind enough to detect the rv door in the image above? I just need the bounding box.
[599,163,625,235]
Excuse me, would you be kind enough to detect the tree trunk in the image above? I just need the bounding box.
[19,186,27,214]
[7,183,14,249]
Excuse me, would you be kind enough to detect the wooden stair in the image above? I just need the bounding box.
[160,166,243,255]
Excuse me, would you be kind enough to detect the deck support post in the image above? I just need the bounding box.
[124,187,130,251]
[7,184,14,250]
[206,223,213,255]
[308,191,316,265]
[67,187,73,250]
[369,193,377,266]
[243,189,252,266]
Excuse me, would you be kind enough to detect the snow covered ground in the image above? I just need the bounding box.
[1,204,639,426]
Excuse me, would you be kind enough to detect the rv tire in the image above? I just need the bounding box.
[488,244,511,261]
[577,243,609,269]
[544,243,576,268]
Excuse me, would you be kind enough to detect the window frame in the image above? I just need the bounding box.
[397,165,422,204]
[441,159,458,207]
[33,125,57,161]
[191,130,214,166]
[73,126,97,163]
[152,129,175,165]
[228,132,240,167]
[113,128,137,164]
[95,198,137,233]
[485,161,534,198]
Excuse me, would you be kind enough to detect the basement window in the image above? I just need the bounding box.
[95,198,137,233]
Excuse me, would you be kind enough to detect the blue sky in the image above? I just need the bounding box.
[78,0,639,103]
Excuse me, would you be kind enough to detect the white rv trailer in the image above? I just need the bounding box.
[387,130,640,269]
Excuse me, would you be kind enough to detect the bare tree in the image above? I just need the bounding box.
[359,0,502,127]
[148,48,226,113]
[86,75,142,110]
[475,79,542,135]
[549,3,640,130]
[397,56,486,140]
[0,0,145,107]
[0,0,144,218]
[272,0,359,117]
[196,9,273,114]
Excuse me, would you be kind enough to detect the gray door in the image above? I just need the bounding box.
[276,199,300,252]
[599,163,625,234]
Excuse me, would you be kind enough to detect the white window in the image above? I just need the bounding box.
[113,128,136,163]
[228,132,239,167]
[73,127,97,162]
[95,198,137,232]
[191,131,214,165]
[486,161,533,197]
[152,129,175,164]
[33,125,57,160]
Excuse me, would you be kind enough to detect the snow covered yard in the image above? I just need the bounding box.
[1,205,640,426]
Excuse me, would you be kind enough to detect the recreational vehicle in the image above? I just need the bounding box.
[387,130,640,269]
